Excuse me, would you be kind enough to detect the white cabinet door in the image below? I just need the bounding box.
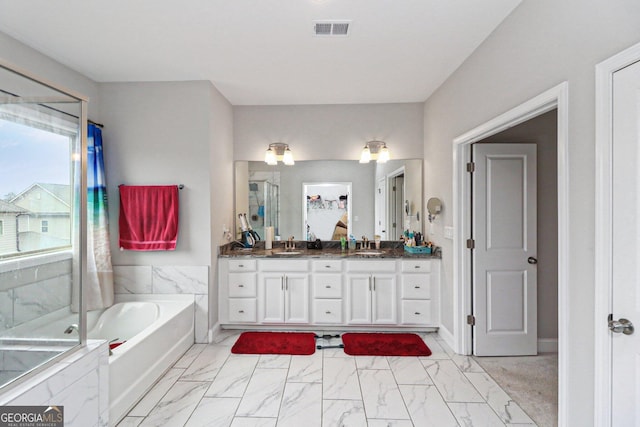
[285,273,309,323]
[347,274,372,324]
[261,273,285,323]
[372,274,396,324]
[260,272,309,324]
[347,273,396,324]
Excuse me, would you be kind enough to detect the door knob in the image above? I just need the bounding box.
[527,257,538,264]
[609,318,634,335]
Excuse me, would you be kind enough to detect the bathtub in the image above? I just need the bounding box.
[0,294,194,425]
[98,294,194,425]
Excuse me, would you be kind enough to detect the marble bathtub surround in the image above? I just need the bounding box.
[117,332,537,426]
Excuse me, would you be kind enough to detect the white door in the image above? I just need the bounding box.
[347,274,372,324]
[372,274,396,324]
[375,177,387,239]
[611,59,640,425]
[284,274,309,323]
[260,274,284,323]
[472,143,537,356]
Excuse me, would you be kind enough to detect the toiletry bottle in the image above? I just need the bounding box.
[340,236,346,251]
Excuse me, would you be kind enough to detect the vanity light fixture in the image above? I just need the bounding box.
[359,140,390,164]
[264,142,295,166]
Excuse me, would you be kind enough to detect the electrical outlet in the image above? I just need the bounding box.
[444,226,454,240]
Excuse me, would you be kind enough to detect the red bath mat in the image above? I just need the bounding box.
[341,333,431,356]
[231,332,316,355]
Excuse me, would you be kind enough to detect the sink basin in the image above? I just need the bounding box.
[273,251,302,256]
[355,250,385,256]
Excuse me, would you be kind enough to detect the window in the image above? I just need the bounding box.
[0,110,78,259]
[0,220,3,236]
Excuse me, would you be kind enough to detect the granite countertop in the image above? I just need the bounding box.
[218,240,441,259]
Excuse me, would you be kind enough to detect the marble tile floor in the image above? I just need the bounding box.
[117,331,537,427]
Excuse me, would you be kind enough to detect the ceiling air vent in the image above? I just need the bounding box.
[313,20,351,36]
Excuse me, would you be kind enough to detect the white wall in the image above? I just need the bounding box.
[99,81,213,267]
[208,83,235,327]
[234,103,424,161]
[423,0,640,424]
[0,32,100,119]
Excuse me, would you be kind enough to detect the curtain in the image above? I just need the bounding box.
[85,124,114,310]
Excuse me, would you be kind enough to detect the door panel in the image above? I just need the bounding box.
[261,274,284,323]
[285,274,309,323]
[347,275,372,324]
[611,59,640,425]
[372,275,396,324]
[473,143,537,356]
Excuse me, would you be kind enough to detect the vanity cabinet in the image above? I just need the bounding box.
[258,260,310,324]
[225,259,258,323]
[311,260,343,324]
[345,261,396,325]
[399,260,432,325]
[218,256,438,329]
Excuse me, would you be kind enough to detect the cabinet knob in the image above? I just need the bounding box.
[414,286,420,289]
[239,310,244,313]
[239,264,244,268]
[325,311,331,314]
[238,284,244,287]
[325,285,331,288]
[414,312,421,315]
[414,265,420,269]
[325,265,331,268]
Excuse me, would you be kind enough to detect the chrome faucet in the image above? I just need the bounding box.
[361,236,370,250]
[285,236,296,250]
[64,324,78,334]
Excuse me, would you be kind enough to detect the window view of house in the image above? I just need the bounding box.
[0,118,72,258]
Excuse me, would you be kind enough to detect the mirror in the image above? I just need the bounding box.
[235,159,423,240]
[427,197,442,215]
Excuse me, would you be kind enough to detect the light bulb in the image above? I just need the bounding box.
[359,146,371,163]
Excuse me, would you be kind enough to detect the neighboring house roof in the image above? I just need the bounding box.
[0,199,27,214]
[10,183,71,208]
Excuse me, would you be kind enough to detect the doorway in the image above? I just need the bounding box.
[452,82,569,424]
[387,167,405,240]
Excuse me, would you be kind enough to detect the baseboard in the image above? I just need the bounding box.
[537,338,558,353]
[437,325,456,353]
[209,322,222,343]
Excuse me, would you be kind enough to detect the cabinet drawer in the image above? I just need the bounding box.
[345,260,396,273]
[400,260,431,273]
[312,260,342,272]
[401,274,431,299]
[258,259,309,272]
[228,259,257,272]
[400,300,432,325]
[228,273,257,297]
[228,299,257,323]
[312,274,342,298]
[313,299,343,324]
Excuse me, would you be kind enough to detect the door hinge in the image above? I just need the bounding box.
[466,238,475,249]
[467,162,475,173]
[467,315,475,326]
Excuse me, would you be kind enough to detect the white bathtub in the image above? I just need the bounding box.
[99,295,194,425]
[0,294,194,425]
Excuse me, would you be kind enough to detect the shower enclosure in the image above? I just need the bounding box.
[0,61,86,389]
[248,180,280,240]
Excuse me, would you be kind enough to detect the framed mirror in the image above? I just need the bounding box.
[235,159,423,240]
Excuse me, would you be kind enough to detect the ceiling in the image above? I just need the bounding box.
[0,0,522,106]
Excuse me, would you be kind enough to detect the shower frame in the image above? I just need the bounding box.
[0,58,88,391]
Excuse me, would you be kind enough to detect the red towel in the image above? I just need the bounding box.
[119,185,179,251]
